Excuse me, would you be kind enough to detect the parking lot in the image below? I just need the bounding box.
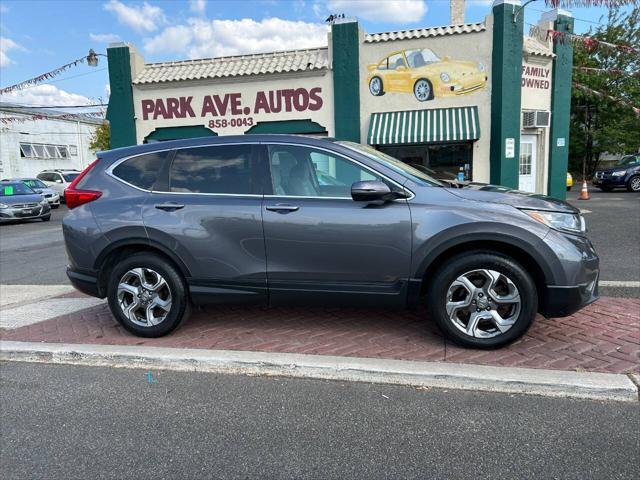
[1,189,638,297]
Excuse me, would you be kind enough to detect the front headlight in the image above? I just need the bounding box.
[522,209,586,234]
[440,72,450,83]
[40,198,48,205]
[478,63,485,72]
[612,170,626,177]
[0,203,8,209]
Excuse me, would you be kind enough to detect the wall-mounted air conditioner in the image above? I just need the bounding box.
[522,110,551,128]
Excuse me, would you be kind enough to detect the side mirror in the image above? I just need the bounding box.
[55,179,63,183]
[351,180,393,202]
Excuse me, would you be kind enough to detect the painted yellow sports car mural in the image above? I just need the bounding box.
[366,48,488,102]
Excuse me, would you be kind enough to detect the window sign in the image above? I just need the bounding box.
[505,138,515,159]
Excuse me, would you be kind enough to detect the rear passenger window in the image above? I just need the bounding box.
[170,145,258,194]
[112,152,168,190]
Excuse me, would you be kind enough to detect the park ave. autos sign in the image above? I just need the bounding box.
[138,87,324,131]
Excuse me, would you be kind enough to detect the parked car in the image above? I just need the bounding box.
[0,180,51,223]
[593,154,640,192]
[63,136,599,348]
[566,172,573,191]
[367,48,488,101]
[1,178,61,208]
[36,169,81,201]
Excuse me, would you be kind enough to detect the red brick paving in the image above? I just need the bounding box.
[1,296,638,374]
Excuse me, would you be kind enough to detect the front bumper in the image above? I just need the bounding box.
[0,203,51,222]
[540,275,599,317]
[592,175,625,187]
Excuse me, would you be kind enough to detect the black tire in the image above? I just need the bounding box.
[598,186,614,192]
[413,78,434,101]
[626,175,640,192]
[566,186,572,192]
[425,251,538,349]
[369,76,385,96]
[107,252,191,337]
[41,215,51,222]
[52,204,60,209]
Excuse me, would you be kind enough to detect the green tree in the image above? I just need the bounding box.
[569,7,640,178]
[89,122,111,152]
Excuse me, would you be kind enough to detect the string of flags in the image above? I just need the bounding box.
[0,55,89,95]
[529,25,639,55]
[573,66,640,77]
[573,82,640,118]
[0,111,105,125]
[544,0,637,7]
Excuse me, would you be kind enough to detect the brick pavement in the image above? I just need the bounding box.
[1,296,638,375]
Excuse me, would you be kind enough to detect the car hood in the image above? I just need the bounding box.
[415,60,480,75]
[596,165,629,174]
[0,194,45,205]
[446,183,578,213]
[32,187,56,194]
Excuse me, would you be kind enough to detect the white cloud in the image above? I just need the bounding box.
[0,36,25,67]
[0,84,92,106]
[327,0,427,23]
[104,0,166,33]
[144,17,328,58]
[189,0,206,15]
[89,32,122,43]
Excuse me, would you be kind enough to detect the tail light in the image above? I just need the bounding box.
[65,158,102,209]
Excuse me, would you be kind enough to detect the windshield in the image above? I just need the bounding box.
[1,182,37,196]
[405,48,440,68]
[23,179,47,189]
[618,155,639,167]
[338,141,445,187]
[62,173,79,182]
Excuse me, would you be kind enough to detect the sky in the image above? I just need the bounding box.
[0,0,629,111]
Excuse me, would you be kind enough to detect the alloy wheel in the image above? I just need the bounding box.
[630,177,640,191]
[445,269,521,339]
[117,268,172,327]
[414,79,431,101]
[369,77,382,96]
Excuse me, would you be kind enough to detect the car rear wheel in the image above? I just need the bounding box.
[414,78,434,102]
[426,251,537,349]
[107,253,191,337]
[369,76,385,96]
[627,175,640,192]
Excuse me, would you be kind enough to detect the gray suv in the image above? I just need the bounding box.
[63,135,599,348]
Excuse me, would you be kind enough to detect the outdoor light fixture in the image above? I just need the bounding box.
[86,49,107,67]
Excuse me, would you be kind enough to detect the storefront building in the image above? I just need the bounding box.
[106,0,573,198]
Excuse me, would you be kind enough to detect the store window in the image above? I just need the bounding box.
[267,144,381,198]
[377,142,473,181]
[19,142,76,159]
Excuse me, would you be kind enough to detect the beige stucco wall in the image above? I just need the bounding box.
[358,15,494,182]
[132,71,335,143]
[520,51,553,194]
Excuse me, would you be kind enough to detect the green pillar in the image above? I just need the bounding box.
[546,11,574,200]
[106,45,137,148]
[331,20,361,142]
[489,0,524,188]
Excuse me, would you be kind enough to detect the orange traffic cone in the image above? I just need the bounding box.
[578,180,590,200]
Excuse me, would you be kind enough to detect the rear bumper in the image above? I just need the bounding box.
[67,267,103,298]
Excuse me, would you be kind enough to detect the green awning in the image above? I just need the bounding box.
[367,106,480,145]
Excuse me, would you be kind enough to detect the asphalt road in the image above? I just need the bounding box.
[1,362,638,480]
[0,190,637,297]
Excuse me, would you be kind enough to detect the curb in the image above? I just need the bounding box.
[1,341,638,402]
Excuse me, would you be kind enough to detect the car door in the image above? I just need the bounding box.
[262,143,413,306]
[385,52,411,92]
[142,142,270,304]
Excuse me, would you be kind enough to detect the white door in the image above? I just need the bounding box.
[518,135,537,193]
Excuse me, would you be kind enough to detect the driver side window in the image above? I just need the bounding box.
[267,144,382,198]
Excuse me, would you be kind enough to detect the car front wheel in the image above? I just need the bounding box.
[107,253,191,337]
[627,175,640,192]
[414,78,434,102]
[426,251,537,349]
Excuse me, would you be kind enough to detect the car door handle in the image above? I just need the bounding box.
[155,202,185,211]
[265,204,300,213]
